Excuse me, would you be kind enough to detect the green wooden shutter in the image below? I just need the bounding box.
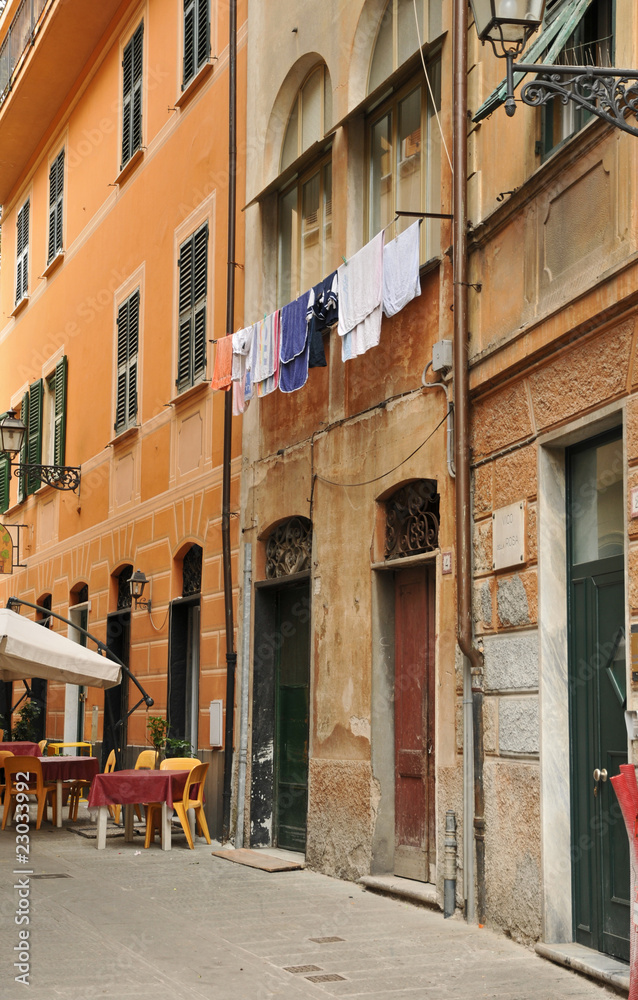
[193,223,208,381]
[177,235,194,391]
[122,24,143,167]
[15,200,29,304]
[122,35,133,167]
[47,149,64,263]
[116,299,129,431]
[0,454,10,514]
[55,150,64,257]
[47,156,58,264]
[27,379,43,495]
[177,223,208,391]
[17,391,28,504]
[183,0,196,87]
[128,290,139,424]
[115,292,139,431]
[132,24,143,154]
[196,0,210,71]
[53,356,67,467]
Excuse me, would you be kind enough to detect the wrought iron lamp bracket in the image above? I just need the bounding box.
[512,59,638,138]
[11,463,81,493]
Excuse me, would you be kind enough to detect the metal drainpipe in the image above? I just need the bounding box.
[221,0,238,842]
[453,0,486,924]
[234,543,252,849]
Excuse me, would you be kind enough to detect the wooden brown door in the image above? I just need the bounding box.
[394,567,435,882]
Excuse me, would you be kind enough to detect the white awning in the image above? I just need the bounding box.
[0,609,121,688]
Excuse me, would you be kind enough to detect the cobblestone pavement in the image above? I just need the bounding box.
[0,812,624,999]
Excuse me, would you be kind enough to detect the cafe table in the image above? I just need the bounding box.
[88,768,191,850]
[38,756,100,827]
[0,741,40,756]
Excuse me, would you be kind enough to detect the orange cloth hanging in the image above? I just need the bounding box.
[211,335,233,391]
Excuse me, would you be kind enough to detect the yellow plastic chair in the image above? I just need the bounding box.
[143,758,199,845]
[38,740,47,754]
[144,761,210,849]
[134,749,158,770]
[0,750,14,804]
[2,756,57,830]
[103,750,121,825]
[159,757,200,772]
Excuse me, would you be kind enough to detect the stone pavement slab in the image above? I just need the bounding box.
[0,809,625,999]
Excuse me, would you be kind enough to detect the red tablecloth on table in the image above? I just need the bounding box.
[0,742,40,757]
[88,769,190,810]
[38,756,99,783]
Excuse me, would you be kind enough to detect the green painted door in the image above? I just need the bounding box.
[274,583,310,851]
[568,431,629,961]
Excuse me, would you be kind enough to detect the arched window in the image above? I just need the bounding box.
[366,1,442,257]
[385,480,439,559]
[278,66,333,305]
[182,543,202,596]
[117,565,133,610]
[266,517,312,578]
[281,65,332,172]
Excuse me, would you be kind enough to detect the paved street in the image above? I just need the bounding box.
[0,810,624,999]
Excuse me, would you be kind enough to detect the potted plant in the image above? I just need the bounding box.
[146,716,168,766]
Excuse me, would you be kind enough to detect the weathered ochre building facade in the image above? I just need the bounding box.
[0,0,246,831]
[465,0,637,961]
[237,0,463,900]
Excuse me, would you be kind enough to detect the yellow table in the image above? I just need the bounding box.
[46,741,93,756]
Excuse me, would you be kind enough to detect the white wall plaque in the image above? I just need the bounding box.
[492,501,526,571]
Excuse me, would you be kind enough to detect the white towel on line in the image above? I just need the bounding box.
[382,220,421,317]
[338,232,384,361]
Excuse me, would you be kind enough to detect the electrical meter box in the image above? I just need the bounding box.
[432,340,453,372]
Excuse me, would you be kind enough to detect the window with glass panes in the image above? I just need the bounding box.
[542,0,613,158]
[368,66,441,261]
[277,65,333,305]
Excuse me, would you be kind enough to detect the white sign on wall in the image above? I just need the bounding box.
[492,501,526,571]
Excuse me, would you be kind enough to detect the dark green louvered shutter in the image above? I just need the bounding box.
[115,292,139,432]
[176,222,208,392]
[17,391,28,504]
[121,23,143,169]
[183,0,209,89]
[193,224,208,381]
[0,454,10,514]
[177,235,194,392]
[54,356,67,467]
[27,380,43,495]
[47,150,64,264]
[15,200,29,304]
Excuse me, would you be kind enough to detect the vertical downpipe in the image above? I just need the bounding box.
[444,809,458,917]
[221,0,238,842]
[235,544,252,849]
[453,0,486,924]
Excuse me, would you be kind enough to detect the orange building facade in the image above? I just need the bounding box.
[0,0,245,830]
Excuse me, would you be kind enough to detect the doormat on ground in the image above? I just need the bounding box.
[210,848,304,872]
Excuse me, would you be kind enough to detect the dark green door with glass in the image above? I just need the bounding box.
[568,431,629,961]
[274,583,310,851]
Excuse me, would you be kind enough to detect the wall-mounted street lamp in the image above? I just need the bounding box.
[0,410,81,493]
[129,569,152,612]
[469,0,638,136]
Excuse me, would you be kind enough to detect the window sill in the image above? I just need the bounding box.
[175,62,214,109]
[115,147,144,186]
[168,379,210,407]
[11,296,29,317]
[108,425,140,447]
[42,250,65,279]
